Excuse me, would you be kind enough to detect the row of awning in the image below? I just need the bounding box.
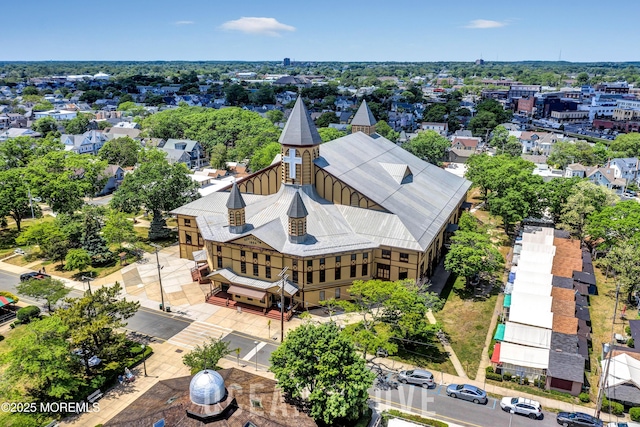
[0,295,14,307]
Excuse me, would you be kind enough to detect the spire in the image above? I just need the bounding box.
[279,97,322,146]
[226,182,245,209]
[287,191,308,218]
[351,99,377,127]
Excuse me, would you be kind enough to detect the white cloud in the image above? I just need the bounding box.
[175,20,194,25]
[464,19,506,29]
[220,17,295,36]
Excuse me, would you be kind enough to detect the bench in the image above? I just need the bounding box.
[87,389,103,403]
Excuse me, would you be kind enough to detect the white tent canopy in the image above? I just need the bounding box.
[601,353,640,389]
[521,241,556,255]
[499,342,550,370]
[511,281,552,296]
[503,321,552,349]
[509,293,553,329]
[513,271,553,287]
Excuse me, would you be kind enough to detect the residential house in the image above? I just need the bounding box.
[565,163,587,178]
[97,165,125,196]
[161,148,191,167]
[609,157,639,185]
[450,136,481,151]
[510,131,559,156]
[33,109,78,120]
[421,122,448,136]
[161,138,208,169]
[586,167,626,192]
[601,352,640,407]
[61,130,108,155]
[0,128,40,141]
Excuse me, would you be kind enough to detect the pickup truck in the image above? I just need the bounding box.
[19,271,51,282]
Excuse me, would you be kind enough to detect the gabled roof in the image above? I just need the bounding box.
[278,97,322,147]
[164,138,200,152]
[351,100,377,126]
[226,182,246,209]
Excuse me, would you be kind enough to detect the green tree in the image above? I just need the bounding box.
[110,149,200,240]
[559,180,618,242]
[586,200,640,252]
[315,112,339,128]
[250,85,276,105]
[540,177,582,222]
[79,205,113,266]
[102,210,137,248]
[468,110,498,138]
[31,116,58,135]
[317,127,346,143]
[79,90,103,104]
[1,316,84,401]
[58,282,139,372]
[64,114,92,134]
[98,136,141,167]
[445,221,504,283]
[489,125,509,149]
[16,221,69,264]
[375,120,400,142]
[503,136,523,157]
[182,337,232,372]
[117,101,147,116]
[0,169,40,231]
[610,132,640,157]
[16,277,70,313]
[270,322,375,426]
[22,86,40,96]
[403,130,451,165]
[576,72,590,85]
[224,84,249,106]
[248,142,280,172]
[64,248,91,272]
[266,109,284,124]
[599,242,640,302]
[422,104,447,123]
[548,140,597,169]
[0,136,38,168]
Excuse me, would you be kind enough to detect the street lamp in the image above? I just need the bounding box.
[150,243,166,312]
[141,344,147,377]
[81,275,93,294]
[254,341,259,371]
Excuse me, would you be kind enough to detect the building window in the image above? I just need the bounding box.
[399,269,408,280]
[266,255,271,263]
[377,264,390,279]
[350,265,356,278]
[362,263,368,276]
[335,267,341,280]
[247,297,253,301]
[400,253,409,263]
[253,264,259,276]
[307,260,313,268]
[319,290,325,301]
[217,257,222,269]
[363,253,369,261]
[297,220,304,235]
[292,270,298,283]
[382,249,391,259]
[335,256,341,263]
[319,269,325,283]
[351,254,356,261]
[335,288,341,299]
[320,258,325,266]
[185,234,192,244]
[307,271,313,284]
[217,245,222,253]
[241,261,246,274]
[184,218,191,226]
[293,259,298,268]
[241,250,246,257]
[265,266,271,279]
[253,253,258,261]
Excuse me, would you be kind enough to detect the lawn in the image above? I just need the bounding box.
[434,275,499,380]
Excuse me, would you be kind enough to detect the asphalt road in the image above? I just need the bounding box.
[221,330,279,370]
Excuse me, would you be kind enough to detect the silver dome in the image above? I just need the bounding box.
[189,370,226,405]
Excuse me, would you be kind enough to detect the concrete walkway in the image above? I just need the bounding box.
[474,293,503,382]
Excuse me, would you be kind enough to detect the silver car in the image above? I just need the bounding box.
[397,369,435,388]
[446,383,487,404]
[500,396,543,419]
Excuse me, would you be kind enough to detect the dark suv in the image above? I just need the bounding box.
[20,271,50,282]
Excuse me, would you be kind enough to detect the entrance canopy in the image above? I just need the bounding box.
[0,296,14,307]
[227,285,267,301]
[208,268,299,297]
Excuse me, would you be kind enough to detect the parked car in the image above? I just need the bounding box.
[556,411,603,427]
[445,383,487,404]
[397,369,435,388]
[14,248,25,255]
[500,396,543,419]
[19,271,50,282]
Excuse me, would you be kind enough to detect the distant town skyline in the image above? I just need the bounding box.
[4,0,639,63]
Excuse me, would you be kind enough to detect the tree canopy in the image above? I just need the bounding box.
[98,136,141,167]
[403,130,451,165]
[270,322,374,426]
[182,337,232,372]
[16,277,70,313]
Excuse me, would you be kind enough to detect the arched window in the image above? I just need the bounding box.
[350,192,359,207]
[235,211,242,225]
[297,220,304,235]
[246,181,254,194]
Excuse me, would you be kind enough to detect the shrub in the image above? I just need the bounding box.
[579,392,590,403]
[626,325,632,335]
[601,398,624,416]
[630,407,640,422]
[628,338,635,348]
[485,366,494,374]
[486,372,503,382]
[17,305,41,323]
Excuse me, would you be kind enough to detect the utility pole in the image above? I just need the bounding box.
[277,267,289,342]
[595,280,621,418]
[151,244,166,312]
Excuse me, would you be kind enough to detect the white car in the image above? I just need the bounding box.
[500,396,543,419]
[14,248,25,255]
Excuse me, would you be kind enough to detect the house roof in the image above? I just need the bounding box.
[351,100,377,126]
[552,275,574,289]
[553,314,578,335]
[164,138,200,152]
[226,182,246,209]
[499,342,549,370]
[278,97,322,147]
[160,148,191,163]
[573,271,596,286]
[603,353,640,396]
[629,320,640,343]
[503,321,552,349]
[451,137,479,148]
[551,287,577,302]
[552,298,576,318]
[547,351,585,383]
[550,332,579,354]
[287,190,308,218]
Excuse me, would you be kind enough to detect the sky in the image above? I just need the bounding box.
[3,0,640,63]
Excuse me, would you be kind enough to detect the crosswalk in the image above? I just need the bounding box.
[167,321,232,350]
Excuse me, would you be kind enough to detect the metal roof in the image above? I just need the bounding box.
[278,97,322,146]
[351,100,377,126]
[287,190,308,218]
[226,182,246,209]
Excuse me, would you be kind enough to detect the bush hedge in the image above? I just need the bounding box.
[17,305,41,323]
[486,372,503,382]
[630,407,640,421]
[579,392,590,403]
[383,409,448,427]
[601,398,624,416]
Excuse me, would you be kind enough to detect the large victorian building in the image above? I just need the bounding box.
[172,98,471,312]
